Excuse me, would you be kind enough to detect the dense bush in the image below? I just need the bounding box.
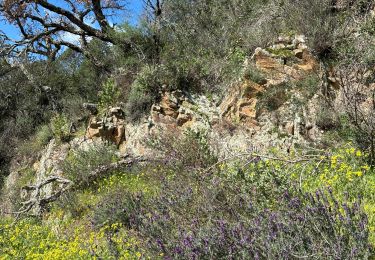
[243,64,267,85]
[92,189,144,229]
[316,105,341,131]
[17,124,53,160]
[50,113,71,143]
[257,82,291,112]
[126,65,165,121]
[158,0,274,93]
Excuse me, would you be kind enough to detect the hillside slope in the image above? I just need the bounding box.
[0,36,374,259]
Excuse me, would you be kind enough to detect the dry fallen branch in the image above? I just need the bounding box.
[203,152,327,174]
[83,156,146,185]
[13,156,145,218]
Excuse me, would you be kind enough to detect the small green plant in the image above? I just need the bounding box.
[147,128,218,169]
[265,47,294,58]
[50,113,71,143]
[316,105,340,131]
[126,65,166,121]
[295,74,320,99]
[98,78,120,113]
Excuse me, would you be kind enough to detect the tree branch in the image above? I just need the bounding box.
[13,156,145,218]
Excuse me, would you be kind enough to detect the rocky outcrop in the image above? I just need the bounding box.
[86,107,126,147]
[124,90,220,157]
[3,34,363,219]
[220,80,263,130]
[6,35,327,186]
[253,34,318,86]
[150,89,219,129]
[123,35,323,157]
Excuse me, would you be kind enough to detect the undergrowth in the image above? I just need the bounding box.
[1,136,374,259]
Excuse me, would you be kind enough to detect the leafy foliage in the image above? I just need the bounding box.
[98,78,120,113]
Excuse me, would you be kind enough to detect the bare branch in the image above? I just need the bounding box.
[13,155,145,218]
[0,0,130,60]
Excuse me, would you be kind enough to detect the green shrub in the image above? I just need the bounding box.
[295,74,320,99]
[50,113,71,143]
[61,144,118,185]
[266,47,295,58]
[126,65,167,121]
[278,0,336,58]
[98,78,120,113]
[257,82,291,111]
[160,0,274,93]
[147,128,218,169]
[316,105,340,131]
[92,188,144,229]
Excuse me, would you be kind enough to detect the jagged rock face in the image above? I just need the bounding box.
[4,34,361,219]
[124,35,323,157]
[220,80,263,130]
[218,35,320,136]
[150,90,219,130]
[86,107,126,147]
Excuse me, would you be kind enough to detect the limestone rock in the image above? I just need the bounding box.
[177,113,193,126]
[86,107,126,146]
[160,93,180,118]
[254,35,318,84]
[220,80,263,129]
